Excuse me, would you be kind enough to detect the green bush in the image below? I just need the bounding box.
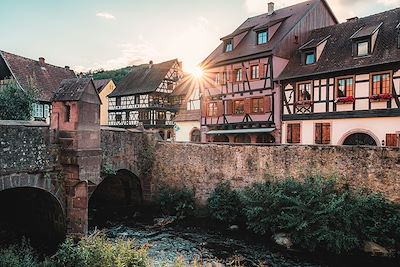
[0,80,36,120]
[241,177,400,254]
[0,239,41,267]
[157,186,195,218]
[207,182,242,224]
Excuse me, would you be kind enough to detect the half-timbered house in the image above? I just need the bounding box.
[107,59,183,139]
[199,0,337,144]
[279,8,400,147]
[0,50,76,121]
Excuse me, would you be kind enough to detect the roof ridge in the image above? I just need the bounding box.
[246,0,316,20]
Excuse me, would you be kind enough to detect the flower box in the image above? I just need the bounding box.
[295,100,313,107]
[369,93,392,102]
[335,96,355,104]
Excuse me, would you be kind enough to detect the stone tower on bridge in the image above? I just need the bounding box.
[51,78,102,236]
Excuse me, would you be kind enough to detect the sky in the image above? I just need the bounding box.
[1,0,399,73]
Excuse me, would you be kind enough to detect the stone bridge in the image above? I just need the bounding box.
[1,120,400,249]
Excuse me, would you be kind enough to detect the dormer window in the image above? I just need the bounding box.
[305,50,316,65]
[225,39,233,52]
[356,40,369,56]
[257,31,268,45]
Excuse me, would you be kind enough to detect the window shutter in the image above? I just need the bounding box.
[201,99,208,117]
[244,98,251,114]
[217,101,224,117]
[229,70,234,83]
[263,96,271,112]
[287,124,293,143]
[292,124,301,143]
[225,100,233,115]
[315,123,322,144]
[322,123,331,144]
[386,134,398,147]
[242,67,247,81]
[259,63,265,79]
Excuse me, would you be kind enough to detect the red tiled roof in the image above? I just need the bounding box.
[174,109,201,122]
[0,51,76,102]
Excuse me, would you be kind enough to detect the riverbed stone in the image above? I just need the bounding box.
[363,241,390,256]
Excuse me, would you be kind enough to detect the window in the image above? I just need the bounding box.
[336,77,354,97]
[233,100,245,114]
[225,39,233,52]
[251,98,264,113]
[139,111,149,121]
[64,105,71,122]
[190,129,201,143]
[357,41,369,56]
[386,134,399,147]
[235,69,243,82]
[250,65,259,79]
[215,73,220,84]
[134,95,140,104]
[116,114,122,122]
[297,82,312,101]
[371,72,391,95]
[287,123,301,144]
[208,102,218,116]
[222,72,227,84]
[157,111,166,120]
[116,97,121,106]
[305,51,316,65]
[315,123,331,145]
[257,31,268,45]
[32,103,44,118]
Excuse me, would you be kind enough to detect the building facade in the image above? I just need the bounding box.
[200,0,337,144]
[93,79,116,126]
[279,8,400,147]
[108,59,183,139]
[0,51,76,122]
[173,76,201,142]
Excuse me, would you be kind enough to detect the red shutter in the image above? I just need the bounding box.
[217,101,224,117]
[248,66,252,80]
[226,100,233,115]
[287,124,293,143]
[315,123,322,144]
[292,124,301,144]
[259,63,265,79]
[322,123,331,144]
[201,99,208,117]
[243,67,247,81]
[244,98,251,114]
[386,134,398,147]
[263,96,271,112]
[229,70,234,83]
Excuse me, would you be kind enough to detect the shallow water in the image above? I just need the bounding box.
[101,222,322,267]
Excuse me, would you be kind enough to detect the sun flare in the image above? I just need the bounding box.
[189,66,204,79]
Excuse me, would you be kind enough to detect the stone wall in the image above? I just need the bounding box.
[0,121,59,175]
[151,142,400,204]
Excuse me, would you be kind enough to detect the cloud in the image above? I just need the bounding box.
[73,41,159,72]
[96,12,116,20]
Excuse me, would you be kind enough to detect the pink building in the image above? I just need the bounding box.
[200,0,337,144]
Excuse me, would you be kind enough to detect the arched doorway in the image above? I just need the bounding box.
[234,134,251,144]
[213,134,229,143]
[166,130,172,140]
[89,170,143,226]
[0,187,66,253]
[256,133,275,143]
[190,128,201,142]
[158,130,165,140]
[342,133,378,146]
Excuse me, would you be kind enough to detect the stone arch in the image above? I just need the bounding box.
[339,129,380,146]
[89,169,143,225]
[190,128,201,143]
[0,185,66,253]
[213,134,229,143]
[234,134,251,144]
[256,133,276,143]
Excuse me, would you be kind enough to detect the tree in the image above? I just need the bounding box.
[0,80,36,120]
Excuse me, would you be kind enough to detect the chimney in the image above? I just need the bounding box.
[65,66,70,70]
[149,60,154,69]
[268,2,274,16]
[347,17,358,22]
[39,57,45,66]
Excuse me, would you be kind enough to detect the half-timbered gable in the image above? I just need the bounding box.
[107,59,183,139]
[0,50,76,121]
[279,8,400,147]
[200,0,337,144]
